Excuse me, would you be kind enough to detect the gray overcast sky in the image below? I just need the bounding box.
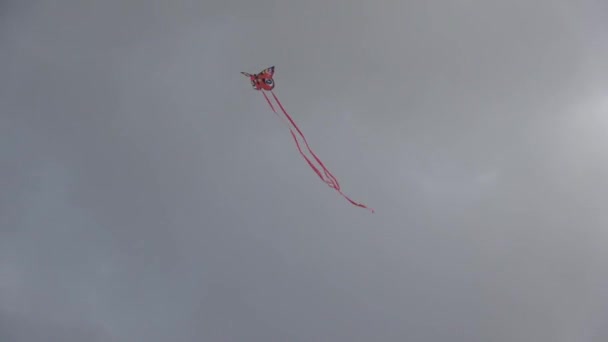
[1,0,608,341]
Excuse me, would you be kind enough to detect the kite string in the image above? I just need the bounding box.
[268,91,374,213]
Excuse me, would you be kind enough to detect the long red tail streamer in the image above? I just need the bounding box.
[261,91,374,213]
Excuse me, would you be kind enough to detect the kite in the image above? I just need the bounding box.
[241,66,374,213]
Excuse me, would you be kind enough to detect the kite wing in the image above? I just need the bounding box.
[260,66,275,77]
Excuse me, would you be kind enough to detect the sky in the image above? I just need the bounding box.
[1,0,608,341]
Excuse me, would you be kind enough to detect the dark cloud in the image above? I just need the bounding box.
[1,0,607,341]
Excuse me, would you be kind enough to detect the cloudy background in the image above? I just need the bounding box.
[2,0,608,341]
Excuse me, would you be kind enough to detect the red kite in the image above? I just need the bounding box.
[241,66,373,213]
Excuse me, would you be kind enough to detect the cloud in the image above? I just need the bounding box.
[1,0,607,341]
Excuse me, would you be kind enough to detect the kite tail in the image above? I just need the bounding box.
[262,91,277,113]
[267,91,374,213]
[262,92,328,183]
[264,90,340,187]
[270,91,339,188]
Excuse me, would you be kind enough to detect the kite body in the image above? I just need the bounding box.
[241,66,373,213]
[241,66,275,91]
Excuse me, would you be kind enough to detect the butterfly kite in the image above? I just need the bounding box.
[241,66,374,213]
